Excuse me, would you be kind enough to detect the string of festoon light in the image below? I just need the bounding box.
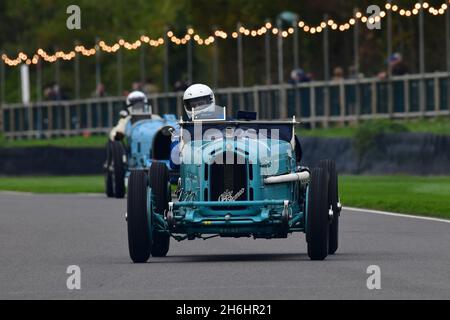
[1,1,449,67]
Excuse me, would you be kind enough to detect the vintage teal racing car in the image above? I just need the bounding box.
[105,91,178,198]
[126,105,341,262]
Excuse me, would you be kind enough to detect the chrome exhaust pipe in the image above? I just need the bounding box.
[264,171,310,185]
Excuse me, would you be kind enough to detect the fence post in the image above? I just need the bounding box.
[76,103,81,131]
[323,14,330,128]
[58,104,63,132]
[353,8,361,123]
[293,18,299,70]
[140,31,146,83]
[295,82,301,118]
[339,81,346,124]
[74,41,81,100]
[117,36,124,96]
[108,100,113,129]
[293,17,300,119]
[371,80,377,116]
[253,88,260,115]
[310,84,316,129]
[86,102,92,130]
[36,56,42,102]
[176,94,183,117]
[434,76,440,113]
[19,107,24,135]
[54,46,61,86]
[164,28,169,94]
[213,26,219,89]
[47,104,53,134]
[277,18,284,85]
[387,0,394,118]
[447,6,450,111]
[152,94,159,114]
[419,0,426,116]
[95,37,101,89]
[237,22,244,108]
[187,25,193,85]
[265,19,272,85]
[29,102,34,138]
[404,78,410,116]
[10,106,15,135]
[227,92,233,117]
[279,85,288,119]
[65,103,71,136]
[0,50,5,133]
[164,27,170,110]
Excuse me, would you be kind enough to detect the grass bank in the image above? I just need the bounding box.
[299,117,450,138]
[340,175,450,219]
[1,118,449,148]
[0,134,107,148]
[0,176,104,194]
[0,175,449,220]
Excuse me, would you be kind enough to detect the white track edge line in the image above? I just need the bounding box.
[345,206,450,224]
[1,192,448,224]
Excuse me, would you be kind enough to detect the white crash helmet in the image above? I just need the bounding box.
[126,91,151,114]
[183,84,216,119]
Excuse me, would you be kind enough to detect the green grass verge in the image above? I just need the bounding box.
[0,134,107,148]
[0,175,449,220]
[298,117,450,138]
[1,117,449,148]
[0,176,104,194]
[340,175,450,220]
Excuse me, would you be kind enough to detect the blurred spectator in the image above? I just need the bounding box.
[132,81,143,91]
[348,66,364,79]
[92,83,107,97]
[377,71,388,80]
[289,68,312,85]
[143,78,159,95]
[332,66,344,80]
[378,52,409,79]
[390,53,409,76]
[44,85,55,101]
[174,79,189,92]
[44,83,67,101]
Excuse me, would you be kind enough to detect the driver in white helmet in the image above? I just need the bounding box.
[170,84,222,169]
[109,91,151,141]
[183,84,224,121]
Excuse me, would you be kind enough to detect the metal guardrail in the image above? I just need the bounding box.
[1,72,449,139]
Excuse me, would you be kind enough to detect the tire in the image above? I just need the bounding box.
[306,167,330,261]
[111,141,126,199]
[149,162,171,257]
[104,141,114,198]
[127,170,152,263]
[319,160,339,255]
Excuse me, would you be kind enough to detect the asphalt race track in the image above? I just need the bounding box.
[1,192,449,300]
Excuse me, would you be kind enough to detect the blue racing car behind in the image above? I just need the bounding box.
[105,91,179,198]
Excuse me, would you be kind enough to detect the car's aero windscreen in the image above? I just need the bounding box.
[181,122,295,142]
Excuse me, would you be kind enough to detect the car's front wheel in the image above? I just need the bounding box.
[319,159,339,255]
[127,170,152,263]
[149,162,171,257]
[306,167,330,261]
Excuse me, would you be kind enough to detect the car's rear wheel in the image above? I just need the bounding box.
[104,141,114,198]
[149,162,171,257]
[306,167,330,261]
[319,160,339,255]
[111,141,126,199]
[127,170,152,263]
